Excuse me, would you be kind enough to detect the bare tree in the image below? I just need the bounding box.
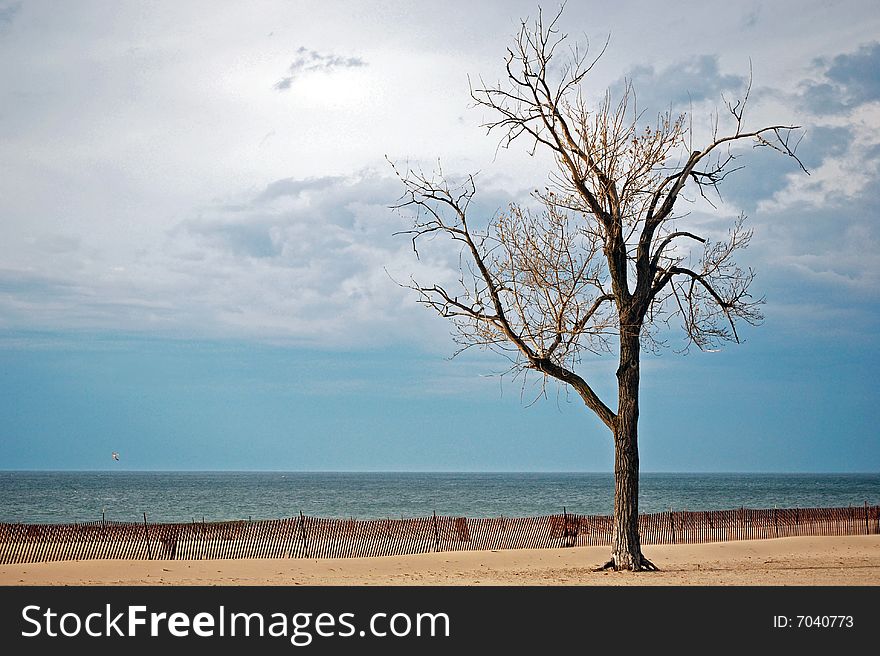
[392,7,806,570]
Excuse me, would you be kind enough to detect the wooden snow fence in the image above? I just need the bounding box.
[1,504,876,564]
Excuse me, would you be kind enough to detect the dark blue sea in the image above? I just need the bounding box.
[0,471,878,524]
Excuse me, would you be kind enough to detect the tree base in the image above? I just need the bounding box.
[594,553,658,572]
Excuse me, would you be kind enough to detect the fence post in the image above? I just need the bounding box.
[563,506,569,546]
[74,522,82,561]
[774,506,778,539]
[866,501,870,535]
[299,511,309,558]
[143,513,152,560]
[669,509,676,545]
[432,511,439,553]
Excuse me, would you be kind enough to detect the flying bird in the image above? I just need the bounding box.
[111,451,120,461]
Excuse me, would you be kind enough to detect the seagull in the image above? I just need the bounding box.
[111,451,120,461]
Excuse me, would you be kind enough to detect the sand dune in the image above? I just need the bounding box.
[1,535,877,586]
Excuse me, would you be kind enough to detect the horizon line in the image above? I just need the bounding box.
[2,469,878,475]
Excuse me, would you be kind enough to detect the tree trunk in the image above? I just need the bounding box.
[605,325,656,571]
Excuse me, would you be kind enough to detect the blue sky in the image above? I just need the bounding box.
[1,0,878,472]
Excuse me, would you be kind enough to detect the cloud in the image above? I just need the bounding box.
[755,101,880,214]
[0,267,180,332]
[186,221,281,259]
[0,2,20,26]
[603,46,880,340]
[0,269,75,301]
[0,156,526,349]
[742,162,880,346]
[274,47,367,90]
[165,170,489,346]
[719,125,852,213]
[800,42,880,114]
[256,175,346,202]
[739,6,760,30]
[618,55,747,118]
[731,41,880,217]
[175,165,533,345]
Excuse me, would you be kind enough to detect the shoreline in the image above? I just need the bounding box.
[2,535,878,586]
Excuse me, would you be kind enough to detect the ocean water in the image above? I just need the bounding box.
[0,471,878,524]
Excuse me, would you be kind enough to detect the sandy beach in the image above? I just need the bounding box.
[1,535,877,586]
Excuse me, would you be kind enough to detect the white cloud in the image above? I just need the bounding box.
[0,169,513,348]
[1,0,879,349]
[757,102,880,214]
[274,47,366,90]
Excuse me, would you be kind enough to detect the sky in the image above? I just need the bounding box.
[1,0,878,472]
